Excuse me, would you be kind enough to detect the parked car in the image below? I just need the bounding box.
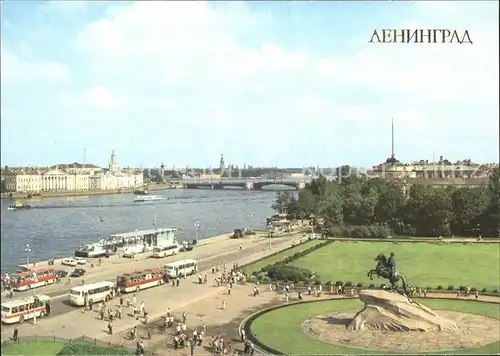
[73,257,87,265]
[62,258,78,267]
[70,268,86,277]
[56,270,68,278]
[180,241,194,252]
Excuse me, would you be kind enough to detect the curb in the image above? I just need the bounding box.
[242,295,500,355]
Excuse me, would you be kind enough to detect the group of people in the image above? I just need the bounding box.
[212,262,246,288]
[210,333,233,355]
[1,273,13,293]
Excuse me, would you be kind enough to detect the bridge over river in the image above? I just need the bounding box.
[171,177,313,190]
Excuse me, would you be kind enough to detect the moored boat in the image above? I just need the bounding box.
[74,228,178,257]
[7,202,32,211]
[134,188,149,195]
[134,195,166,202]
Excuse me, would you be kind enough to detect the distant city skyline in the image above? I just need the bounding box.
[1,2,498,167]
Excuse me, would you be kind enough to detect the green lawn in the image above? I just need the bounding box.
[242,239,324,275]
[1,341,65,355]
[289,242,500,290]
[251,299,500,355]
[1,341,132,356]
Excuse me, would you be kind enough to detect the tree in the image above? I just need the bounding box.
[374,181,406,228]
[271,191,297,214]
[309,174,328,198]
[341,180,364,225]
[272,170,500,238]
[297,189,317,219]
[317,182,343,228]
[451,187,490,236]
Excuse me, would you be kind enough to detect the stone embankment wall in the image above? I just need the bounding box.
[1,183,184,200]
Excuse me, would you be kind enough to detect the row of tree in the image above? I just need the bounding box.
[272,167,499,237]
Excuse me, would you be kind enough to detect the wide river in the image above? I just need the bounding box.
[0,188,288,273]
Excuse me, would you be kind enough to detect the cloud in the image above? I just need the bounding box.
[1,1,498,167]
[1,45,71,85]
[83,86,119,109]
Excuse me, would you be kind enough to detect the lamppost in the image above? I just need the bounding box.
[267,223,273,250]
[310,213,315,239]
[25,244,31,266]
[194,221,200,245]
[32,272,38,325]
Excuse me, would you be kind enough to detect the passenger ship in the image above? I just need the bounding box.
[74,228,178,257]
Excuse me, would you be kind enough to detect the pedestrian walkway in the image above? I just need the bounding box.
[107,278,281,355]
[0,235,303,344]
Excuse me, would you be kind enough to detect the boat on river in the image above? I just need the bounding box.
[134,188,148,195]
[134,195,167,202]
[7,202,32,211]
[75,228,178,257]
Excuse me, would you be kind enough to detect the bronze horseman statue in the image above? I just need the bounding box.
[367,252,411,298]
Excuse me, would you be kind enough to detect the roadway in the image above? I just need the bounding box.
[1,233,300,330]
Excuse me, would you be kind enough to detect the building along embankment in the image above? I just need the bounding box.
[0,231,307,343]
[1,183,184,200]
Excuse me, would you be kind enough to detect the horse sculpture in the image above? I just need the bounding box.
[367,253,410,297]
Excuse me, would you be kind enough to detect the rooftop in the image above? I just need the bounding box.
[109,228,177,238]
[51,162,100,169]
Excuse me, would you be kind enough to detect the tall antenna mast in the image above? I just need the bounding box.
[391,118,395,159]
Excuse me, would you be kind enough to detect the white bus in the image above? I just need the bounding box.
[1,295,51,324]
[122,245,145,258]
[163,259,198,278]
[68,281,115,306]
[152,244,180,258]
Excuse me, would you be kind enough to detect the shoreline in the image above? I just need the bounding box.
[0,183,183,201]
[8,231,237,272]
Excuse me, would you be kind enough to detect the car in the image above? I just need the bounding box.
[73,257,87,265]
[70,268,86,277]
[62,258,78,267]
[56,270,68,278]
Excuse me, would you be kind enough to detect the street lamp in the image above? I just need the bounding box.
[25,244,31,266]
[32,272,38,325]
[194,221,200,245]
[310,213,315,239]
[267,223,273,250]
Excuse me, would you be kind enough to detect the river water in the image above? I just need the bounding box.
[0,189,286,273]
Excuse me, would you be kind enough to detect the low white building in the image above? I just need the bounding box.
[2,151,143,193]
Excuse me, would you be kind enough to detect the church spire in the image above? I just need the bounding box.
[219,153,225,178]
[109,149,117,172]
[219,153,225,170]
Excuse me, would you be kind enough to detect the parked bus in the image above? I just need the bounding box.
[116,267,164,293]
[68,281,115,306]
[1,295,51,324]
[163,259,198,278]
[11,267,57,291]
[152,244,179,258]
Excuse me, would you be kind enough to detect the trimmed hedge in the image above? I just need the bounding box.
[241,240,333,283]
[259,240,333,274]
[267,265,316,284]
[286,280,500,296]
[57,342,131,355]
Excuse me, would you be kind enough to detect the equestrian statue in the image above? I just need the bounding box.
[367,252,411,298]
